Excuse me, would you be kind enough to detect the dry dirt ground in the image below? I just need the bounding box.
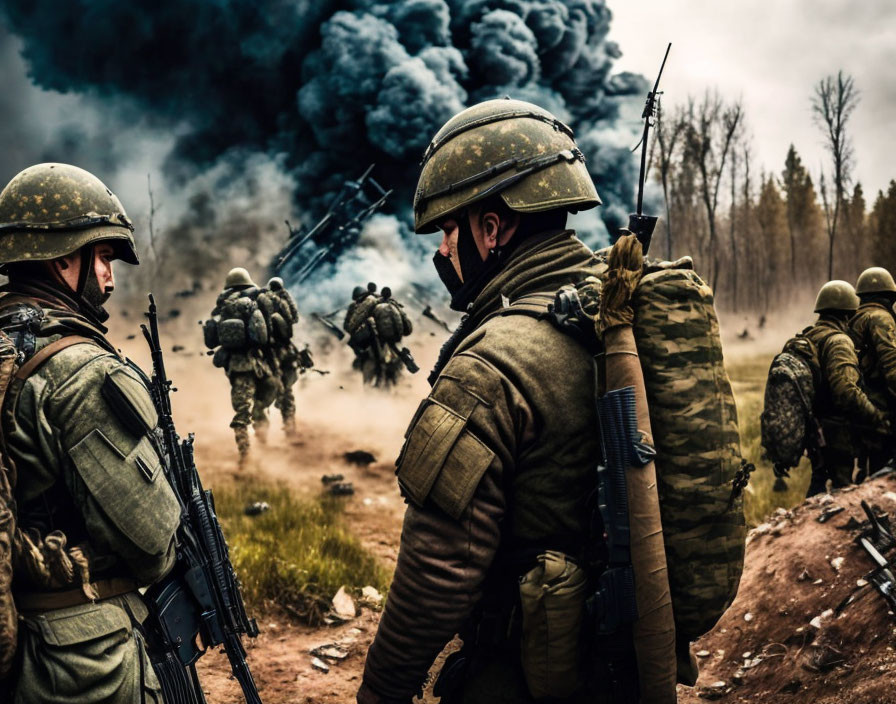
[110,303,896,703]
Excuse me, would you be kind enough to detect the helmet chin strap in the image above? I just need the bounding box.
[76,244,95,299]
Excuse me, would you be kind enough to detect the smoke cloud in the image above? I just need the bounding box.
[0,0,648,299]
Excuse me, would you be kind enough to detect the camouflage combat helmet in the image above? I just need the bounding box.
[814,280,859,312]
[352,286,365,300]
[0,163,138,266]
[268,277,284,291]
[413,98,601,233]
[856,267,896,295]
[225,267,255,289]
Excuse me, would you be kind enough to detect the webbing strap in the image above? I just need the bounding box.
[14,336,94,381]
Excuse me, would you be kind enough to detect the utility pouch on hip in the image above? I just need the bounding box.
[519,550,587,700]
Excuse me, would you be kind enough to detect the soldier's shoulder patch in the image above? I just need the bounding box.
[101,365,158,437]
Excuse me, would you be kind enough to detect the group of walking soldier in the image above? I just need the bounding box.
[205,268,306,465]
[776,270,896,495]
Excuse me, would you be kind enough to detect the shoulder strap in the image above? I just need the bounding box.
[14,335,95,381]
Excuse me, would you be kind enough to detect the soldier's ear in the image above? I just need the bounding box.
[481,212,500,249]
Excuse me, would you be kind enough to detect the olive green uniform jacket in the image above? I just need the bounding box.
[850,302,896,409]
[0,289,179,703]
[361,231,602,703]
[804,316,887,487]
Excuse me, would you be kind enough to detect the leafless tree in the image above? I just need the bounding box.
[654,100,686,260]
[812,71,859,279]
[685,91,743,289]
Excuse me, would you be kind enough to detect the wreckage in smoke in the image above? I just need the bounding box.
[139,295,263,704]
[273,165,391,284]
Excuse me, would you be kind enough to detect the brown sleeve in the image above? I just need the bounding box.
[361,352,533,701]
[823,333,887,427]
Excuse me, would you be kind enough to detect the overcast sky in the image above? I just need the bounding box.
[609,0,896,199]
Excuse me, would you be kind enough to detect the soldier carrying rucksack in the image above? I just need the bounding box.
[763,281,890,496]
[203,267,279,466]
[344,283,416,387]
[359,98,746,704]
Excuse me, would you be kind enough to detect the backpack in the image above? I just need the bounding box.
[629,263,745,641]
[212,290,270,350]
[373,300,409,344]
[760,331,823,471]
[498,254,746,642]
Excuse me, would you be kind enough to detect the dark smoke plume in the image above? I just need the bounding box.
[0,0,648,296]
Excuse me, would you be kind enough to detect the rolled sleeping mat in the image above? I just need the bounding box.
[602,324,677,704]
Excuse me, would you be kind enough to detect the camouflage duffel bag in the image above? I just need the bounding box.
[629,259,746,642]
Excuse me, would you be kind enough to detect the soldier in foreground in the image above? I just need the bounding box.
[359,100,667,703]
[0,163,180,701]
[207,267,279,466]
[849,267,896,471]
[266,276,303,438]
[804,281,889,494]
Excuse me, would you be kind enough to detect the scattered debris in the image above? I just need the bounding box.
[310,644,349,662]
[329,482,355,496]
[817,505,845,523]
[743,612,754,622]
[172,344,186,353]
[310,657,330,673]
[797,568,812,582]
[344,450,377,466]
[830,556,845,572]
[331,587,356,621]
[696,650,711,658]
[321,474,344,485]
[244,501,270,516]
[802,643,845,673]
[361,586,383,607]
[697,680,729,700]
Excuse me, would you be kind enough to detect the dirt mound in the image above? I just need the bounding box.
[679,476,896,703]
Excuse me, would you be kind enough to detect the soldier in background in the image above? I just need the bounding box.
[804,281,889,495]
[849,267,896,472]
[266,276,303,437]
[0,163,179,701]
[344,282,380,384]
[370,287,414,387]
[208,268,279,466]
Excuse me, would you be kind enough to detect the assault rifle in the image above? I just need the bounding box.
[140,294,263,704]
[628,42,671,254]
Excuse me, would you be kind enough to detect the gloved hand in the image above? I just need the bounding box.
[597,233,644,337]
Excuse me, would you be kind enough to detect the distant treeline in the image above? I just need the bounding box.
[651,77,896,313]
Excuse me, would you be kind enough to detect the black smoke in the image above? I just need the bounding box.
[0,0,647,267]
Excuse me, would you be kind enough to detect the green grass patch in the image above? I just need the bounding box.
[727,354,812,527]
[213,483,390,624]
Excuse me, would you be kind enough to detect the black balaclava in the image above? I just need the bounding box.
[860,292,896,310]
[75,245,112,323]
[432,207,567,312]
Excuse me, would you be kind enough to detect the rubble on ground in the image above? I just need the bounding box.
[679,476,896,704]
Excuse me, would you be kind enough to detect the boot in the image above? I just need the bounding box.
[253,419,269,445]
[234,426,250,469]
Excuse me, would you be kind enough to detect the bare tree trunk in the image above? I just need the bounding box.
[813,71,858,281]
